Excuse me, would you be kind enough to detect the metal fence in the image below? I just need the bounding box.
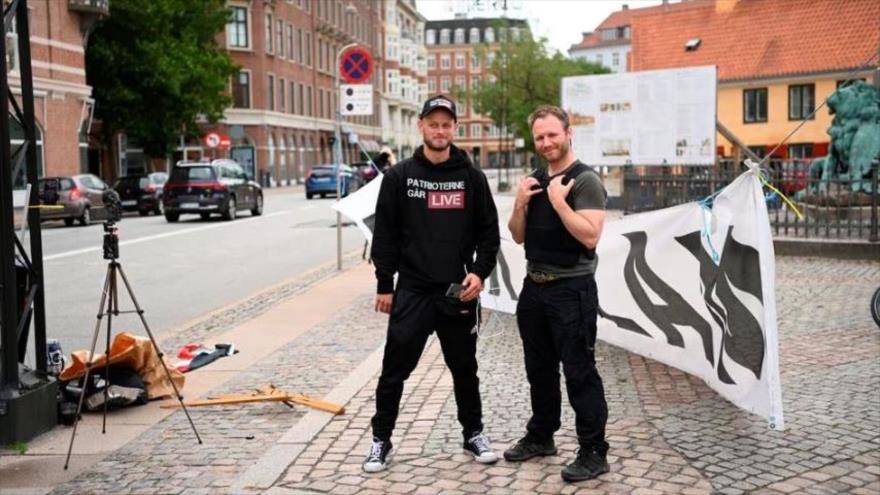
[622,159,879,241]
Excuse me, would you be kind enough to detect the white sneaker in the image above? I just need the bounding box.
[363,437,393,473]
[463,432,499,464]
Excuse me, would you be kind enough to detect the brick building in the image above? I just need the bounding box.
[8,0,108,186]
[424,16,528,169]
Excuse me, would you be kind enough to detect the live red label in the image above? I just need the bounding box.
[427,191,464,209]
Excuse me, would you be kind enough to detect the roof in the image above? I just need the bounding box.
[568,1,710,52]
[630,0,880,82]
[425,17,529,30]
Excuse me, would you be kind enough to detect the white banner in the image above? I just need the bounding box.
[331,172,383,241]
[331,166,783,428]
[482,167,784,429]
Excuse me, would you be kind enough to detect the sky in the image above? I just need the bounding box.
[415,0,666,55]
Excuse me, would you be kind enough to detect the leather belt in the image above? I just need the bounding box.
[527,271,559,283]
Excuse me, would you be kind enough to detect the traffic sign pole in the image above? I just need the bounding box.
[335,43,359,271]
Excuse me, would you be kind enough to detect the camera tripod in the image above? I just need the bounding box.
[63,221,201,469]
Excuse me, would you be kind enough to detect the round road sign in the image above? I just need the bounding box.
[339,46,373,84]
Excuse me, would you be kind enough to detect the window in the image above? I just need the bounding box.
[267,75,275,110]
[318,88,324,118]
[837,78,865,89]
[298,29,304,63]
[484,27,494,43]
[427,56,435,69]
[426,29,435,45]
[232,70,250,108]
[441,54,450,69]
[298,83,305,115]
[440,29,450,44]
[454,28,465,44]
[470,123,482,137]
[305,32,312,66]
[455,75,465,89]
[470,54,480,71]
[290,81,296,113]
[307,85,313,116]
[612,52,619,66]
[227,6,249,48]
[601,29,616,41]
[279,77,286,111]
[510,27,520,41]
[441,77,450,92]
[469,27,480,43]
[287,24,294,62]
[788,143,813,159]
[748,146,767,158]
[457,125,466,138]
[455,53,465,69]
[789,84,815,120]
[318,39,324,71]
[276,19,284,58]
[595,53,603,65]
[470,75,480,89]
[743,88,767,123]
[428,78,436,92]
[265,13,273,53]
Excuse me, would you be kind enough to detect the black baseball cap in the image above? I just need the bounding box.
[420,95,457,121]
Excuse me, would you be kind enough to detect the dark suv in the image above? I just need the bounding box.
[113,172,168,216]
[162,159,263,222]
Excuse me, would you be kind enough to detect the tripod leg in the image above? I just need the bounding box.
[115,263,202,444]
[102,263,116,434]
[64,265,113,470]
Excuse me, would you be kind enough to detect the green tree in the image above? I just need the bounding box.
[86,0,237,158]
[459,25,608,151]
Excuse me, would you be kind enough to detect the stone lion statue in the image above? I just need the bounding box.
[808,81,880,195]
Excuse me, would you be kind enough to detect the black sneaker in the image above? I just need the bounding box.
[463,432,499,464]
[560,449,609,482]
[362,437,392,473]
[502,435,557,462]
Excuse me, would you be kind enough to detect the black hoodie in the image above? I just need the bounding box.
[371,144,500,294]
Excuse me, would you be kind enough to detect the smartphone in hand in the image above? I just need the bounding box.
[445,283,465,299]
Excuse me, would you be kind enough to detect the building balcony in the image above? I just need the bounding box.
[68,0,110,17]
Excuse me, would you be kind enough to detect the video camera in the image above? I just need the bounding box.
[100,189,123,260]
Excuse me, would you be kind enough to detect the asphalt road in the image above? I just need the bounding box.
[25,186,366,356]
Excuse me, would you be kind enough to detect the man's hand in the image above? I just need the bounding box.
[514,176,542,210]
[459,273,484,302]
[547,175,575,209]
[375,293,393,314]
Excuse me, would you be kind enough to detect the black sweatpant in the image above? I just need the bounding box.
[516,274,609,456]
[371,288,483,442]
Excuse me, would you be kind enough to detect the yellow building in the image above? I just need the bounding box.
[631,0,878,159]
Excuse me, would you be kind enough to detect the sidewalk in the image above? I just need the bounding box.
[2,254,878,495]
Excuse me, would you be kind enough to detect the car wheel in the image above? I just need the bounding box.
[251,194,263,216]
[138,209,149,217]
[79,208,91,226]
[200,212,211,220]
[165,211,180,222]
[222,197,237,221]
[63,218,75,227]
[320,192,326,199]
[306,192,313,200]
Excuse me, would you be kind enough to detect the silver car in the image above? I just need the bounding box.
[38,174,110,226]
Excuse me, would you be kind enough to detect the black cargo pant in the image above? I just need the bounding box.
[516,274,609,456]
[371,288,483,442]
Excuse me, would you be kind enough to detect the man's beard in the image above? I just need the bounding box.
[539,140,569,162]
[424,137,451,152]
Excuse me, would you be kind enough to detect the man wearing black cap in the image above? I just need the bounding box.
[364,95,501,473]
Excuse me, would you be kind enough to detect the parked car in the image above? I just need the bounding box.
[305,164,361,199]
[113,172,168,216]
[37,174,110,227]
[162,159,263,222]
[351,161,379,184]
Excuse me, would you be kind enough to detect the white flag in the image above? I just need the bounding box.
[482,167,784,429]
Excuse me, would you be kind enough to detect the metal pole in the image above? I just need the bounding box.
[0,0,20,390]
[335,43,358,271]
[19,0,47,373]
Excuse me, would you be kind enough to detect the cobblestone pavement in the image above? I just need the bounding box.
[48,256,879,494]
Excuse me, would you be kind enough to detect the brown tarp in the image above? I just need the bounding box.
[59,332,185,400]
